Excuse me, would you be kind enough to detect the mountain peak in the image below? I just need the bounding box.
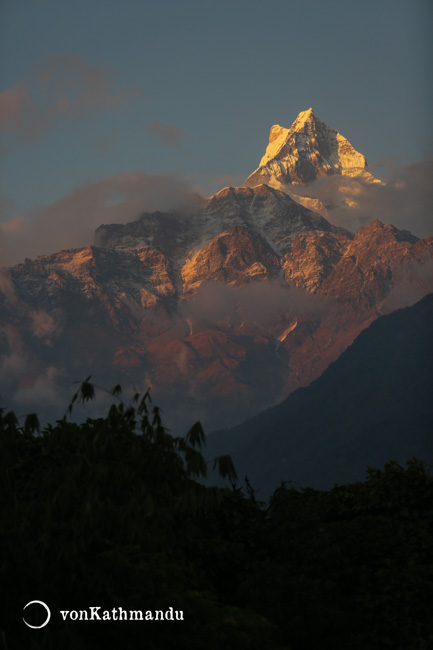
[291,107,315,128]
[355,219,419,244]
[244,108,375,189]
[208,184,286,205]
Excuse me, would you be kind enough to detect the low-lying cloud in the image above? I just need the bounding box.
[0,268,18,303]
[13,365,64,409]
[29,310,60,343]
[294,159,433,238]
[191,173,247,198]
[380,258,433,314]
[181,279,333,331]
[0,172,198,266]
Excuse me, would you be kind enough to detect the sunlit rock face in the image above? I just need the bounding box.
[181,227,281,295]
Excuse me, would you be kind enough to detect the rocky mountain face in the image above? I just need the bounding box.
[1,111,432,433]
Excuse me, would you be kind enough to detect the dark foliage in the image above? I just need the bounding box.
[1,383,432,649]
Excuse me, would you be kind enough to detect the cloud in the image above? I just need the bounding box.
[380,258,433,314]
[0,196,16,221]
[0,323,30,397]
[294,159,433,238]
[0,54,139,151]
[191,173,247,198]
[29,310,60,342]
[0,171,198,266]
[13,366,64,408]
[181,279,332,331]
[146,121,185,147]
[0,268,18,303]
[0,86,32,131]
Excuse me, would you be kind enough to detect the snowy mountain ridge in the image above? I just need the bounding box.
[95,183,350,261]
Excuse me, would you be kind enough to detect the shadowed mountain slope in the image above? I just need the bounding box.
[206,294,433,495]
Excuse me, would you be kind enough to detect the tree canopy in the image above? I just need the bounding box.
[1,381,432,649]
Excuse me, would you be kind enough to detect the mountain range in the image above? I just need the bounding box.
[1,109,432,435]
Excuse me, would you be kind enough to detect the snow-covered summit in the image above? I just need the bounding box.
[244,108,378,190]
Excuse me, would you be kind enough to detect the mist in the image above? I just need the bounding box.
[0,172,198,266]
[293,159,433,238]
[180,278,332,331]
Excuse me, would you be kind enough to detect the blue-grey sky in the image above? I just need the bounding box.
[0,0,432,263]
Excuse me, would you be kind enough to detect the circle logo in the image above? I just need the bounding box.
[23,601,51,629]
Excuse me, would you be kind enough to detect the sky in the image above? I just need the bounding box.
[0,0,432,264]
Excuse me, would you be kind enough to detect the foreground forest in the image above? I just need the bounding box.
[1,381,432,650]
